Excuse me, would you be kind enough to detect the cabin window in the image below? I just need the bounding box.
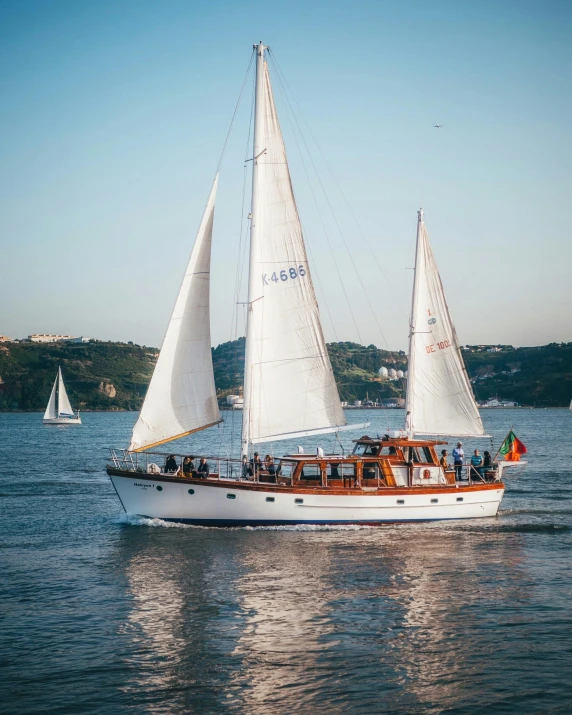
[299,464,321,480]
[188,489,195,495]
[362,462,378,480]
[266,497,275,503]
[327,462,354,479]
[295,498,304,504]
[431,498,438,503]
[379,446,398,456]
[457,497,463,502]
[276,461,295,478]
[227,493,236,500]
[408,447,421,463]
[422,447,435,464]
[156,485,163,492]
[397,499,405,505]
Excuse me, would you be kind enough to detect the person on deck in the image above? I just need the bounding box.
[197,458,209,479]
[242,455,253,479]
[265,455,276,475]
[182,456,195,477]
[452,442,464,480]
[482,450,493,479]
[439,449,449,470]
[250,452,262,476]
[165,455,178,473]
[470,449,483,480]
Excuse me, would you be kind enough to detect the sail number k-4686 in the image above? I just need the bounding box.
[262,265,306,286]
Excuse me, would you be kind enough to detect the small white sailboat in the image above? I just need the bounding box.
[43,367,81,425]
[107,43,518,525]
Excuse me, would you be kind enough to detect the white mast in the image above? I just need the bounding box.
[405,209,423,438]
[242,42,267,457]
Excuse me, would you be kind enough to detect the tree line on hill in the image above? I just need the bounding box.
[0,338,571,411]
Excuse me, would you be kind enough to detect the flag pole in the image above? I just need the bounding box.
[493,425,514,462]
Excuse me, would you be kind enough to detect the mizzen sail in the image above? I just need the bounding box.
[405,210,486,437]
[129,177,221,452]
[241,46,347,451]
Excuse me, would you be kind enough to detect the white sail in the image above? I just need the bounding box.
[241,46,348,450]
[57,367,75,416]
[129,177,221,452]
[44,374,58,420]
[405,210,486,437]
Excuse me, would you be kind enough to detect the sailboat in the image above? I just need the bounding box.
[43,367,81,424]
[107,43,519,525]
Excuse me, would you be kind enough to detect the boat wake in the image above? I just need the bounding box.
[116,514,374,531]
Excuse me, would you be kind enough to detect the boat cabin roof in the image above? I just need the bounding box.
[352,435,447,447]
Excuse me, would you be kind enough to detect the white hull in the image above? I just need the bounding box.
[110,473,504,526]
[43,416,82,425]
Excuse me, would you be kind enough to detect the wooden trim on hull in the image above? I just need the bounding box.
[106,467,504,497]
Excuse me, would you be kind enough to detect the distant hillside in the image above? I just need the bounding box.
[464,343,572,407]
[0,341,158,411]
[1,338,571,411]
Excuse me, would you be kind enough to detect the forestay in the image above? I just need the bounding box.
[129,177,221,452]
[242,52,347,447]
[57,368,75,416]
[405,210,486,437]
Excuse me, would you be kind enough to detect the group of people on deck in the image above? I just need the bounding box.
[164,455,209,478]
[439,442,493,481]
[241,452,277,479]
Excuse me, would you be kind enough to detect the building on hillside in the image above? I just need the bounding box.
[0,335,13,343]
[28,334,90,343]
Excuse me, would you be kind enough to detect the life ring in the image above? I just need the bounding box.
[422,469,431,479]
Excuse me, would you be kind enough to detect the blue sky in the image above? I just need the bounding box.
[1,0,571,350]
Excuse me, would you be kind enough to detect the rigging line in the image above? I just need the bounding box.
[229,70,256,342]
[268,51,408,322]
[269,51,390,351]
[268,54,361,345]
[215,48,255,174]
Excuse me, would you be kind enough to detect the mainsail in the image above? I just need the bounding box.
[57,367,75,416]
[405,210,486,437]
[129,177,221,452]
[241,45,350,451]
[44,374,58,420]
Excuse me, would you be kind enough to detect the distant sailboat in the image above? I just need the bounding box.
[43,367,81,424]
[569,399,572,411]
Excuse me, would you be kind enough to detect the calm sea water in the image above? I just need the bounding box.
[1,409,571,714]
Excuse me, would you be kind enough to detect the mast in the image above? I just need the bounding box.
[241,42,267,457]
[405,209,423,438]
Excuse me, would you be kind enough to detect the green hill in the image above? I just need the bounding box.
[0,338,571,411]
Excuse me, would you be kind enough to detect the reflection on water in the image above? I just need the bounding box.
[1,410,572,714]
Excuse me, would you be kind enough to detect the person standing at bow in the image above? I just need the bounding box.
[452,442,464,481]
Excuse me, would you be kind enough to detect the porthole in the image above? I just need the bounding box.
[431,498,438,504]
[227,493,236,500]
[156,485,163,492]
[188,489,195,495]
[266,497,275,502]
[397,499,404,505]
[457,497,463,502]
[295,498,303,504]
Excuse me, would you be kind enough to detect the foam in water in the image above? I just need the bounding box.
[116,513,375,531]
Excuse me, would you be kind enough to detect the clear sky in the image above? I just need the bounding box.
[1,0,571,351]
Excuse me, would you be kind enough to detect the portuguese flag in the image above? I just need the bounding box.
[498,430,527,461]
